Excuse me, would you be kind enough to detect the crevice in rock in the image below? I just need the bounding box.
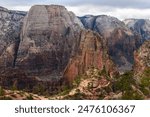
[12,38,20,68]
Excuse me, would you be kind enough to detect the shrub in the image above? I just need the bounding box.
[0,86,4,96]
[122,90,144,100]
[65,92,86,100]
[73,75,81,87]
[112,71,134,92]
[140,68,150,87]
[98,66,110,80]
[58,86,72,96]
[26,94,33,100]
[0,96,12,100]
[139,68,150,96]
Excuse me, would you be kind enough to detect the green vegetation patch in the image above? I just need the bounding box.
[0,86,5,96]
[112,71,144,100]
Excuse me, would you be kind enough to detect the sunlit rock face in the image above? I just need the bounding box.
[16,5,83,77]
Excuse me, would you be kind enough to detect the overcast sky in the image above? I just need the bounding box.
[0,0,150,20]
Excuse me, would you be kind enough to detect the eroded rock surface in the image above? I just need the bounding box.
[79,15,141,72]
[0,6,26,68]
[134,40,150,81]
[64,30,117,83]
[124,19,150,42]
[16,5,83,78]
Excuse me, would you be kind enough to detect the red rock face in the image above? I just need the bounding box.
[134,40,150,81]
[64,30,117,83]
[79,15,141,72]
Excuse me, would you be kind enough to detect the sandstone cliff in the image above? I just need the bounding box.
[16,5,83,78]
[79,15,141,72]
[134,40,150,82]
[64,30,117,83]
[0,6,26,68]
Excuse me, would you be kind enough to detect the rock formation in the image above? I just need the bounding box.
[16,5,83,78]
[0,6,26,68]
[64,30,117,83]
[124,19,150,42]
[134,40,150,82]
[79,15,141,72]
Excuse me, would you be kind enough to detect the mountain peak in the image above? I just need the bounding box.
[0,6,8,11]
[124,18,150,41]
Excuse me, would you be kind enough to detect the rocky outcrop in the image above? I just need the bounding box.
[80,15,128,38]
[64,30,117,83]
[134,40,150,81]
[124,19,150,42]
[79,15,141,72]
[16,5,83,78]
[0,6,26,68]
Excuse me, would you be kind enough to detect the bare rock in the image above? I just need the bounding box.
[64,30,117,83]
[16,5,83,78]
[79,15,141,72]
[134,40,150,82]
[0,6,26,68]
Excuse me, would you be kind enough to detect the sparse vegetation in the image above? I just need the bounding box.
[0,96,12,100]
[112,71,144,100]
[64,92,86,100]
[87,82,93,90]
[11,84,17,91]
[26,94,33,100]
[33,84,45,94]
[122,90,144,100]
[98,66,110,80]
[140,68,150,87]
[113,71,134,92]
[0,86,4,96]
[73,75,81,87]
[139,68,150,96]
[58,86,72,96]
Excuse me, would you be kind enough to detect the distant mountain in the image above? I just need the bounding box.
[79,15,141,72]
[124,19,150,42]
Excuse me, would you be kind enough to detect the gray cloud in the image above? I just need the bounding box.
[1,0,150,9]
[60,0,150,9]
[0,0,150,20]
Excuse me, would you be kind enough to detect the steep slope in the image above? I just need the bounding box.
[0,6,26,68]
[16,5,83,78]
[79,15,141,72]
[134,40,150,82]
[0,5,117,96]
[64,30,117,83]
[124,19,150,42]
[133,40,150,98]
